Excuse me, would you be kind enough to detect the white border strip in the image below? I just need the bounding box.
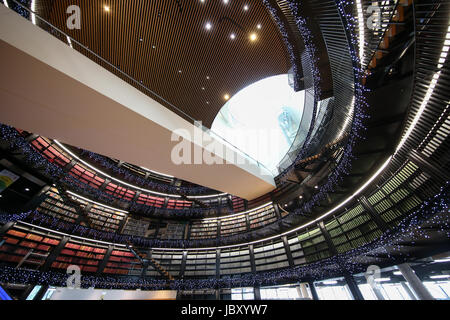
[54,140,227,200]
[66,190,129,214]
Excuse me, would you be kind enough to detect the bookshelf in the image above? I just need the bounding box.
[69,194,127,233]
[53,240,108,273]
[0,227,60,266]
[248,205,277,230]
[159,222,185,240]
[220,247,251,275]
[69,163,105,190]
[104,249,141,275]
[220,215,247,237]
[136,193,165,208]
[167,199,192,210]
[30,136,71,168]
[121,217,151,237]
[38,188,79,223]
[190,219,218,239]
[104,183,135,201]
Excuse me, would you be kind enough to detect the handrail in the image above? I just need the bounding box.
[4,0,274,177]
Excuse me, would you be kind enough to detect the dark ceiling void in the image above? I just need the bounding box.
[35,0,291,127]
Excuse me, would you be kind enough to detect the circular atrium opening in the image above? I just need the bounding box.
[211,74,305,174]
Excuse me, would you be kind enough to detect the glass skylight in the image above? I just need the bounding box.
[211,74,305,173]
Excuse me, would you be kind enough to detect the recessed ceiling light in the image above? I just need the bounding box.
[223,0,229,4]
[0,195,3,198]
[244,5,249,11]
[206,76,210,80]
[178,70,182,73]
[230,33,236,40]
[299,195,303,199]
[201,87,205,90]
[152,45,156,49]
[104,5,110,12]
[249,33,257,42]
[206,101,210,104]
[25,188,30,192]
[314,185,319,189]
[205,22,212,30]
[224,94,230,100]
[257,24,262,29]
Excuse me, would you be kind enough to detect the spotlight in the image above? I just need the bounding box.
[257,24,262,29]
[249,33,257,42]
[230,33,236,40]
[25,188,30,192]
[104,5,110,12]
[205,22,212,30]
[244,5,249,11]
[224,94,230,101]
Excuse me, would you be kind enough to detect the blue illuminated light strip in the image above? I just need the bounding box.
[0,285,12,300]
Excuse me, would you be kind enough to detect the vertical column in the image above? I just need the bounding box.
[0,221,15,238]
[97,245,114,275]
[217,220,221,239]
[245,214,251,231]
[359,196,390,232]
[308,281,319,300]
[154,220,161,239]
[186,222,192,240]
[41,236,70,271]
[254,286,261,301]
[397,263,434,300]
[249,244,256,274]
[400,282,417,300]
[218,197,222,216]
[343,273,364,300]
[317,221,337,255]
[372,285,385,300]
[117,214,128,234]
[179,251,187,278]
[216,249,221,279]
[282,236,294,267]
[274,204,282,219]
[132,191,141,203]
[408,150,448,182]
[34,285,50,301]
[63,159,77,173]
[299,283,310,299]
[99,179,111,191]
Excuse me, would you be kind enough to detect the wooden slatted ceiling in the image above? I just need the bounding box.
[35,0,290,127]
